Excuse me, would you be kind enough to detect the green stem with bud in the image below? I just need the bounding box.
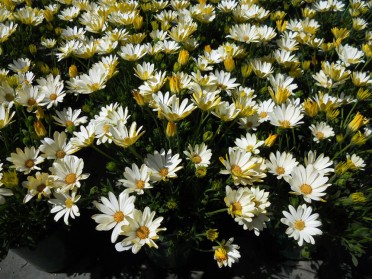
[205,208,227,216]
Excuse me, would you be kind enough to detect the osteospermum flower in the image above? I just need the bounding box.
[281,204,322,246]
[22,172,53,203]
[220,148,266,186]
[212,238,241,268]
[92,191,136,243]
[110,122,145,148]
[234,132,264,154]
[39,131,75,160]
[304,151,334,176]
[346,154,365,170]
[49,191,81,225]
[0,103,15,129]
[115,207,166,254]
[118,163,152,195]
[7,146,44,174]
[288,165,331,203]
[225,185,255,227]
[49,155,90,193]
[266,151,299,180]
[183,143,212,168]
[268,103,304,128]
[53,107,88,131]
[309,122,335,142]
[145,149,183,182]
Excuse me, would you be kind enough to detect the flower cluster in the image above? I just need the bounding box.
[0,0,371,270]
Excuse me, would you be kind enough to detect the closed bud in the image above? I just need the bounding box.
[348,112,368,132]
[204,45,212,53]
[44,9,54,22]
[28,44,37,55]
[205,229,219,241]
[133,15,143,30]
[203,131,213,142]
[357,88,371,101]
[173,62,181,72]
[336,134,344,143]
[34,120,47,138]
[166,121,177,138]
[151,21,159,30]
[241,64,252,78]
[303,99,318,117]
[106,161,117,171]
[224,55,235,72]
[36,107,44,119]
[169,75,181,94]
[1,170,18,188]
[276,20,287,32]
[54,27,62,36]
[264,134,278,147]
[51,67,60,76]
[195,166,207,178]
[350,192,366,203]
[132,89,145,106]
[178,49,189,66]
[351,131,367,145]
[302,60,311,70]
[69,65,78,78]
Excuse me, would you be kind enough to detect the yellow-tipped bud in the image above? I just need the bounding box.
[34,120,47,138]
[36,107,44,119]
[302,60,311,70]
[276,20,287,32]
[303,99,318,117]
[348,112,368,132]
[132,90,145,106]
[351,131,367,145]
[51,67,60,76]
[54,27,62,36]
[269,87,291,105]
[362,43,372,57]
[224,55,235,72]
[204,45,212,53]
[44,9,54,22]
[178,49,189,66]
[166,121,177,138]
[241,64,252,78]
[205,229,219,242]
[335,161,350,175]
[326,109,340,121]
[336,134,344,143]
[195,166,207,178]
[29,44,37,55]
[1,170,18,188]
[357,88,371,101]
[264,134,278,147]
[133,15,143,30]
[69,65,78,79]
[169,75,181,94]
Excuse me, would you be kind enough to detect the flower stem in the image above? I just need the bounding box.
[205,208,227,216]
[332,143,352,160]
[90,144,118,163]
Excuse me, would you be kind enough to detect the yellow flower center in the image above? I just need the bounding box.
[231,201,242,216]
[231,164,243,176]
[135,179,145,189]
[65,198,73,208]
[300,183,313,195]
[103,124,111,133]
[294,220,305,231]
[49,93,57,100]
[259,112,268,119]
[159,168,169,177]
[65,120,74,128]
[113,211,124,223]
[27,98,36,106]
[65,173,77,184]
[24,159,34,168]
[253,198,261,208]
[56,150,66,159]
[246,145,254,152]
[315,131,324,139]
[88,82,100,92]
[279,120,291,128]
[136,225,150,239]
[36,184,46,193]
[192,155,202,164]
[276,166,285,175]
[214,247,228,263]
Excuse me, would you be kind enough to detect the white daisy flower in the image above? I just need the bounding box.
[39,131,75,160]
[115,207,166,254]
[234,132,264,154]
[0,103,15,129]
[37,74,65,109]
[49,155,90,193]
[118,163,152,195]
[266,151,299,180]
[225,185,255,227]
[22,172,54,203]
[183,143,212,168]
[281,204,322,246]
[304,151,334,176]
[49,191,81,225]
[211,101,240,122]
[92,191,136,243]
[309,122,335,142]
[7,146,45,174]
[268,103,304,129]
[249,186,271,215]
[213,237,241,268]
[70,122,96,151]
[288,165,331,203]
[237,114,261,131]
[346,154,365,170]
[220,148,266,186]
[336,44,365,65]
[53,107,88,132]
[145,149,183,182]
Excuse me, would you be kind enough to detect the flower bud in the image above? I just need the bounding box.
[1,170,18,188]
[44,9,54,22]
[348,112,368,132]
[336,134,344,143]
[132,90,145,106]
[166,121,177,138]
[69,65,78,78]
[241,64,252,78]
[106,162,117,171]
[224,55,235,72]
[169,75,181,94]
[34,120,47,138]
[205,229,219,241]
[303,99,318,117]
[350,192,366,203]
[264,134,278,147]
[195,166,207,178]
[203,131,213,142]
[178,49,189,66]
[29,44,37,55]
[133,15,143,30]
